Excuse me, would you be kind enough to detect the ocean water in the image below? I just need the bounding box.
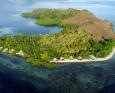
[0,0,115,93]
[0,0,115,36]
[0,53,115,93]
[0,0,61,36]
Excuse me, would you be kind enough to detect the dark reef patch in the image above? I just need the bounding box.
[47,55,115,93]
[0,53,50,93]
[0,53,115,93]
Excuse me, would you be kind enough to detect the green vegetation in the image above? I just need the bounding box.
[35,19,61,26]
[0,8,114,69]
[21,8,80,19]
[0,35,57,69]
[21,8,80,26]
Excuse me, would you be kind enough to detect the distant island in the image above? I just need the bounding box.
[0,8,115,68]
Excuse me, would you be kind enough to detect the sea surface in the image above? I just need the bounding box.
[0,0,115,93]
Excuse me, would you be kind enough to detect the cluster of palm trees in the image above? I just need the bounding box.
[0,8,114,68]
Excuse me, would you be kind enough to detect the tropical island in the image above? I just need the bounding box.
[0,8,115,68]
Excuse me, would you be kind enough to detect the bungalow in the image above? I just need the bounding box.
[69,56,74,60]
[9,49,15,54]
[53,58,58,61]
[78,56,82,60]
[60,57,64,60]
[16,50,24,57]
[2,48,8,53]
[0,47,3,50]
[89,55,96,60]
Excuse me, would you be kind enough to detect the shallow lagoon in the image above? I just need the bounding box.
[0,0,115,36]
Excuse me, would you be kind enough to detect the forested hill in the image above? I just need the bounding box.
[22,8,115,41]
[0,8,114,68]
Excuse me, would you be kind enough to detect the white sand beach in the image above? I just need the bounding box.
[50,48,115,63]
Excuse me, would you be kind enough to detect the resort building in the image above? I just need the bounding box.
[53,58,58,61]
[9,49,15,54]
[89,55,96,60]
[16,50,24,56]
[60,57,64,60]
[69,56,74,60]
[78,56,82,60]
[0,47,3,50]
[2,48,8,53]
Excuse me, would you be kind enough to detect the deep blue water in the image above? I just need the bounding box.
[0,0,115,93]
[0,53,50,93]
[0,53,115,93]
[0,72,38,93]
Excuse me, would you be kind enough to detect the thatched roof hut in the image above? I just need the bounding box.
[60,57,64,60]
[78,56,82,60]
[89,55,96,60]
[53,58,58,61]
[69,56,74,60]
[2,48,8,52]
[16,50,24,56]
[9,49,15,53]
[0,47,3,50]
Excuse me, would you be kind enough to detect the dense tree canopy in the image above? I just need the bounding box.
[0,8,114,69]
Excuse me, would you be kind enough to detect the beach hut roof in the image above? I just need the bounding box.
[53,58,58,61]
[0,47,3,49]
[3,48,8,52]
[16,50,24,56]
[78,56,82,60]
[69,56,73,60]
[60,57,64,60]
[89,55,96,59]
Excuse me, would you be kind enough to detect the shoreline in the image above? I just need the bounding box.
[50,48,115,63]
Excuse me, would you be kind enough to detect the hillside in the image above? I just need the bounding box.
[0,8,114,68]
[63,11,115,41]
[22,8,115,41]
